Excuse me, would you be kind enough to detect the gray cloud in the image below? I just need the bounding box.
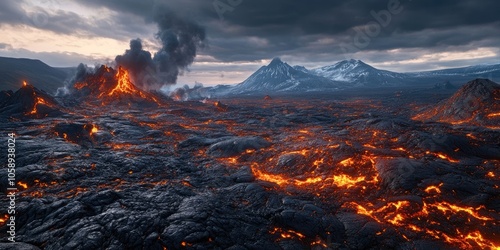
[0,0,153,41]
[2,0,500,75]
[94,0,497,66]
[0,1,26,24]
[0,48,108,67]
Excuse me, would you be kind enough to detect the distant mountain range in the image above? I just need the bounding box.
[1,56,499,96]
[310,59,407,86]
[0,56,70,94]
[226,58,500,94]
[209,58,500,96]
[230,58,346,94]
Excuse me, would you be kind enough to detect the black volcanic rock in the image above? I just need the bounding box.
[0,83,63,119]
[0,242,41,250]
[0,90,13,105]
[207,136,271,157]
[416,79,500,126]
[1,89,499,249]
[53,123,97,146]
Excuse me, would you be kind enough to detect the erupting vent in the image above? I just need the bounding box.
[73,65,161,106]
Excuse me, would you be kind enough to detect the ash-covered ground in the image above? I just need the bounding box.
[0,78,499,249]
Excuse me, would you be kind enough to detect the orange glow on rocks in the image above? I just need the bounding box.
[424,184,442,194]
[252,168,289,186]
[29,97,52,115]
[18,181,28,189]
[107,67,139,97]
[332,174,366,188]
[91,125,98,134]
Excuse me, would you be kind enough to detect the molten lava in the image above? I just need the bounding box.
[221,120,500,250]
[91,124,98,134]
[107,67,139,97]
[74,65,160,106]
[29,97,51,115]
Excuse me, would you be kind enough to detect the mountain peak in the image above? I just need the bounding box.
[463,78,499,89]
[453,78,500,100]
[337,59,368,67]
[232,57,340,93]
[268,57,284,67]
[344,59,361,63]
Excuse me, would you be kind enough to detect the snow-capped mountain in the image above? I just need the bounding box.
[211,58,500,96]
[292,65,310,74]
[311,59,407,86]
[230,58,343,94]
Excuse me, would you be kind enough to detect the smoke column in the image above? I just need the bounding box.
[115,4,206,90]
[153,6,206,84]
[115,39,156,89]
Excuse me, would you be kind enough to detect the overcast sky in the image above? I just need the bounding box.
[1,0,499,86]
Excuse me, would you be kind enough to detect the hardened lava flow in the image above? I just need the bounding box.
[0,68,499,249]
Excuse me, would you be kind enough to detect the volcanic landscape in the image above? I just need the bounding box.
[0,64,500,250]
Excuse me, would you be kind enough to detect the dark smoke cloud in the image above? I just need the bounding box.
[115,39,154,77]
[114,5,206,90]
[115,38,157,89]
[153,6,206,84]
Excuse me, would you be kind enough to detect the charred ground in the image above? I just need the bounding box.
[0,74,499,249]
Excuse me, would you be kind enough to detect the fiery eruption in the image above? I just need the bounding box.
[106,67,139,97]
[72,65,161,106]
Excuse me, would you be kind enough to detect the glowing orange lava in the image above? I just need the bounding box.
[332,174,366,188]
[424,184,442,194]
[29,97,51,115]
[18,181,28,189]
[107,67,139,97]
[91,125,98,134]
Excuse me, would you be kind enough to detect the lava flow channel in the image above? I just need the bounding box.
[231,126,500,250]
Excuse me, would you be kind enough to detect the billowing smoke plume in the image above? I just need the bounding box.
[115,5,206,90]
[115,39,156,89]
[153,7,206,84]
